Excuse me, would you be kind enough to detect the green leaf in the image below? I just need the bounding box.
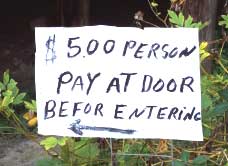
[75,142,99,159]
[12,87,19,98]
[0,82,5,91]
[221,14,228,20]
[7,79,17,90]
[219,20,227,26]
[219,14,228,28]
[2,90,12,97]
[198,21,208,30]
[173,160,185,166]
[3,71,10,85]
[168,10,207,29]
[168,10,180,26]
[213,102,228,115]
[192,156,208,166]
[191,22,208,30]
[40,137,58,150]
[32,100,37,106]
[203,125,211,137]
[168,10,186,27]
[202,94,213,110]
[24,100,37,111]
[35,158,62,166]
[2,95,14,107]
[7,80,19,97]
[184,15,193,27]
[180,151,190,162]
[204,102,228,118]
[123,143,130,152]
[13,92,26,105]
[178,12,185,26]
[200,52,210,62]
[58,137,68,146]
[220,89,228,101]
[74,138,89,150]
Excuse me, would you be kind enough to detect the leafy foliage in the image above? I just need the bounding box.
[0,70,28,134]
[24,100,36,112]
[40,137,100,165]
[218,14,228,28]
[0,70,26,109]
[168,10,208,29]
[192,156,208,166]
[40,137,59,151]
[35,158,62,166]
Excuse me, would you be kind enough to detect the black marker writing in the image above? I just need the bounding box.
[68,119,136,135]
[45,34,56,64]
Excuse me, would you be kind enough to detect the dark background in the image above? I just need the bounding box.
[0,0,169,95]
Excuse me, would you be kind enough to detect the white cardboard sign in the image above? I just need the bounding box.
[35,26,203,141]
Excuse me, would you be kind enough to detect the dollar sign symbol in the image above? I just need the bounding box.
[45,34,56,64]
